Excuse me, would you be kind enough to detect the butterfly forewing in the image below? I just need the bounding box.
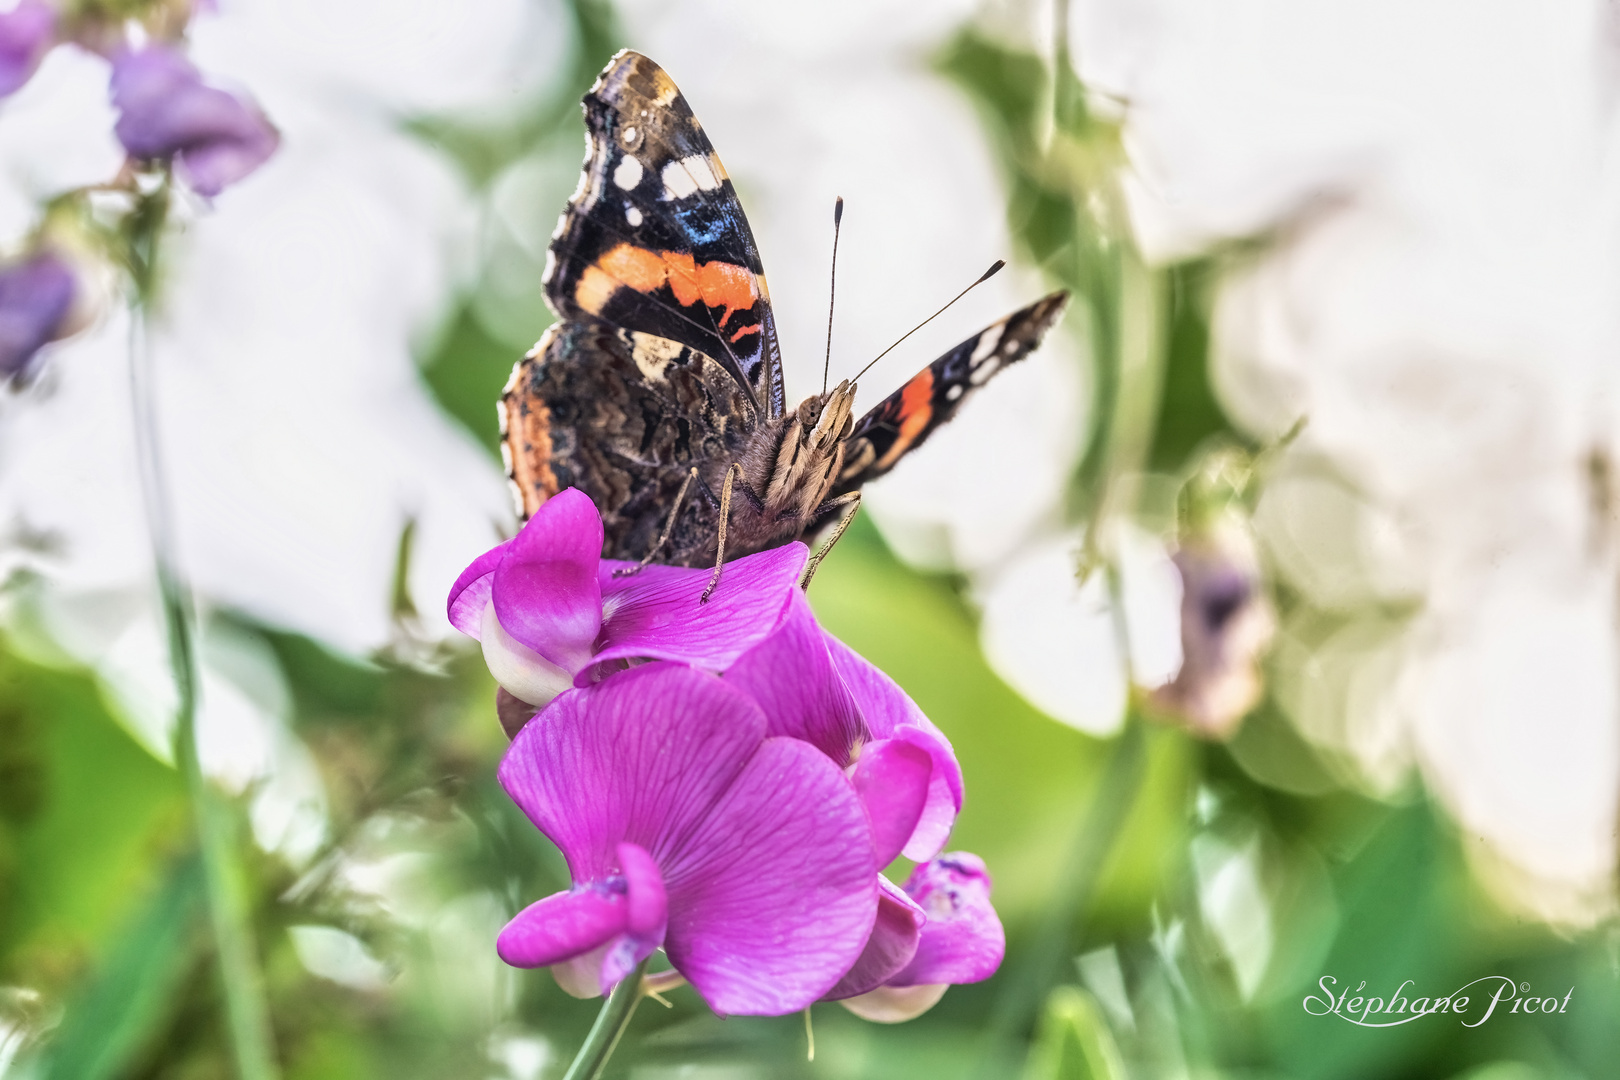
[830,291,1071,497]
[543,50,785,417]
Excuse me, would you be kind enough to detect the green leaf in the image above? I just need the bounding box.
[0,648,186,963]
[34,851,206,1080]
[1022,987,1128,1080]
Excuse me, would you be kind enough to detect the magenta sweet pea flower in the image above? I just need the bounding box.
[497,662,878,1015]
[0,0,54,98]
[110,45,278,196]
[448,487,807,719]
[0,250,75,384]
[726,591,965,863]
[836,853,1005,1022]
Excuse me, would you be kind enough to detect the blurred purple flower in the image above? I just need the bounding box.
[1151,529,1274,739]
[0,251,75,384]
[835,853,1005,1021]
[110,45,278,196]
[0,0,54,98]
[727,591,965,862]
[496,662,878,1015]
[447,487,806,719]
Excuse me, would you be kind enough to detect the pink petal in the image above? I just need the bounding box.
[893,726,962,861]
[497,844,669,998]
[851,738,932,866]
[497,664,766,883]
[825,633,964,860]
[725,590,865,764]
[497,886,627,969]
[492,488,604,673]
[591,543,807,677]
[661,737,878,1016]
[824,877,924,1000]
[446,539,510,639]
[617,841,668,941]
[890,854,1004,987]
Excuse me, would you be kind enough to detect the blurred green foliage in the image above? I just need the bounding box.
[2,4,1616,1080]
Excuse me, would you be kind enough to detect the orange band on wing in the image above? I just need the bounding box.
[579,243,759,325]
[598,243,670,293]
[875,369,935,470]
[695,259,756,326]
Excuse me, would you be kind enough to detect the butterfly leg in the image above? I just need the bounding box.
[701,462,747,605]
[613,466,699,577]
[799,491,861,591]
[694,469,766,514]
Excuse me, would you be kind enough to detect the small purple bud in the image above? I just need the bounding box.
[0,251,76,383]
[110,45,278,197]
[0,0,55,98]
[1151,527,1275,739]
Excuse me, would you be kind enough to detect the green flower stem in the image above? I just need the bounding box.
[127,181,280,1080]
[981,717,1146,1073]
[562,958,654,1080]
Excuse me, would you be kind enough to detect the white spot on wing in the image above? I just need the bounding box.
[625,205,643,227]
[970,325,1004,364]
[970,358,1003,386]
[662,160,698,199]
[613,156,643,191]
[946,383,965,402]
[662,155,722,199]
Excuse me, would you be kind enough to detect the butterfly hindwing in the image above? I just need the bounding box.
[543,50,786,418]
[831,291,1071,496]
[501,318,750,563]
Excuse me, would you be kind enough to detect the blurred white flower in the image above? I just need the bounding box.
[288,924,393,993]
[0,1,555,819]
[977,523,1182,736]
[0,46,122,240]
[1077,0,1620,919]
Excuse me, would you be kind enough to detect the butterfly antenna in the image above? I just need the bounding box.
[821,196,844,395]
[851,259,1005,384]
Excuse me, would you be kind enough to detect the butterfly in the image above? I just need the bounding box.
[501,49,1069,590]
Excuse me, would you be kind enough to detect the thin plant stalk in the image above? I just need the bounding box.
[978,562,1150,1076]
[561,958,653,1080]
[979,716,1146,1075]
[126,180,280,1080]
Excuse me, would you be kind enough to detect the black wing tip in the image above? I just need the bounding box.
[1032,289,1071,319]
[590,50,674,103]
[1000,290,1071,358]
[1003,289,1071,340]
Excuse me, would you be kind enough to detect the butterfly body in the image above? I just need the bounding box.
[500,50,1069,567]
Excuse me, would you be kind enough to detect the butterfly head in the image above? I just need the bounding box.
[795,379,857,451]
